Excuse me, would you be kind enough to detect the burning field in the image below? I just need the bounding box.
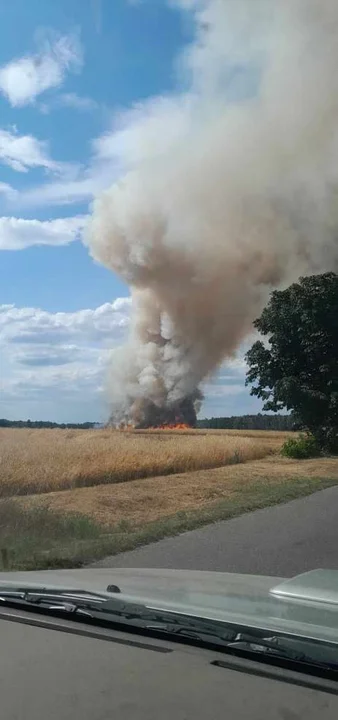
[111,394,203,431]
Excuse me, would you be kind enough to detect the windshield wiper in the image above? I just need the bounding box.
[0,586,120,617]
[0,586,243,645]
[1,585,337,675]
[225,632,338,671]
[141,621,338,672]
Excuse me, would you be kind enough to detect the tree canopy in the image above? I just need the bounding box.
[245,272,338,452]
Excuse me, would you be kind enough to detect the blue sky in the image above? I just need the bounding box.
[0,0,262,422]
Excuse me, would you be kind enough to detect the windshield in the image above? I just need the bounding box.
[0,0,338,680]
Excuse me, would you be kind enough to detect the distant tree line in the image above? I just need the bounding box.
[197,414,297,431]
[0,419,97,430]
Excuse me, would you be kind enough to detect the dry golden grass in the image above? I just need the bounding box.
[17,455,338,528]
[0,427,283,497]
[212,429,293,440]
[2,428,337,570]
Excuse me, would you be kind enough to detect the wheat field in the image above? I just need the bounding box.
[0,427,287,497]
[2,426,338,570]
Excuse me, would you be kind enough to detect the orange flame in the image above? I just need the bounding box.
[119,422,191,431]
[155,423,191,430]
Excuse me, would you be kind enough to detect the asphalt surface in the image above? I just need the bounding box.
[93,486,338,576]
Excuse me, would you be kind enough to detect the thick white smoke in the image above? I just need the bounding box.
[87,0,338,427]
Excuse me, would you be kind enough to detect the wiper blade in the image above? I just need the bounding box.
[133,616,338,673]
[1,586,337,674]
[0,587,240,641]
[227,633,308,661]
[0,586,121,617]
[226,632,338,672]
[142,621,237,648]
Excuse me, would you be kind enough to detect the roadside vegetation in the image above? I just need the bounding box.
[281,434,321,459]
[1,463,337,571]
[0,428,337,570]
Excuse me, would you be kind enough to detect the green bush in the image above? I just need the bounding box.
[281,434,320,459]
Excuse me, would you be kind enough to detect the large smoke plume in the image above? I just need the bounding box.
[87,0,338,427]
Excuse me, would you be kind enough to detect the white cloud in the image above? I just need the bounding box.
[200,390,262,418]
[39,92,99,115]
[13,163,114,208]
[0,299,131,422]
[0,128,54,173]
[0,127,78,176]
[5,111,125,209]
[0,182,17,200]
[7,126,126,210]
[203,383,246,398]
[0,299,131,346]
[57,92,98,112]
[0,215,87,250]
[0,32,83,107]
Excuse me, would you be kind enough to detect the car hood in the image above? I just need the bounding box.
[1,567,338,644]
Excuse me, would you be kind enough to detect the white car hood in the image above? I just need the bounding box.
[1,567,338,644]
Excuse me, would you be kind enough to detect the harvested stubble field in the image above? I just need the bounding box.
[1,427,337,570]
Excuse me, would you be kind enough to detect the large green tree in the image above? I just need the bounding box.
[245,272,338,452]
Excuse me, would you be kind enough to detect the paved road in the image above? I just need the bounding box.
[93,487,338,576]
